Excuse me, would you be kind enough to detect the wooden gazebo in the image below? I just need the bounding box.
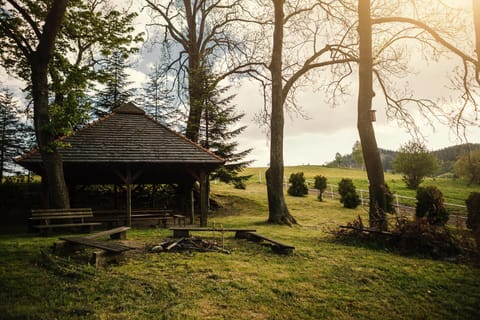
[16,102,224,226]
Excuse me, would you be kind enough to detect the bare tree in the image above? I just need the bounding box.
[257,0,355,225]
[144,0,255,143]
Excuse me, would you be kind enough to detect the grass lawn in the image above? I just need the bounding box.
[1,174,479,319]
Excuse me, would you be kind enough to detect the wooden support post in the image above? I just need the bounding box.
[126,181,132,227]
[199,171,208,227]
[190,189,195,225]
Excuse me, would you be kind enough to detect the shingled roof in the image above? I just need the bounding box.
[16,103,224,185]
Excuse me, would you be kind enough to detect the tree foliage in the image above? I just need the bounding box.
[466,192,480,232]
[454,149,480,185]
[93,50,137,117]
[199,73,253,188]
[0,88,33,180]
[143,63,178,127]
[338,178,361,209]
[313,175,327,201]
[287,172,309,197]
[415,186,449,227]
[393,141,439,189]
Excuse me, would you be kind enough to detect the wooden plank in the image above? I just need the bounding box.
[84,226,131,240]
[169,227,256,232]
[31,208,92,214]
[59,237,134,253]
[245,232,295,249]
[33,222,101,229]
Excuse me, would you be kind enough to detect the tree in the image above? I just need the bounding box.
[351,140,364,169]
[0,88,32,181]
[144,0,253,143]
[263,0,354,225]
[454,149,480,185]
[338,178,361,209]
[415,185,449,227]
[93,50,137,117]
[393,141,439,189]
[314,175,327,201]
[0,0,142,208]
[143,63,177,126]
[199,74,253,188]
[287,172,308,197]
[0,0,69,208]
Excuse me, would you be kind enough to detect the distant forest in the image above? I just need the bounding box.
[327,143,480,174]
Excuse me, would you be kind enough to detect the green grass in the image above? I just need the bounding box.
[245,165,480,207]
[1,171,480,319]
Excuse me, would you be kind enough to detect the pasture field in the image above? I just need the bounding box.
[1,169,479,319]
[243,166,480,207]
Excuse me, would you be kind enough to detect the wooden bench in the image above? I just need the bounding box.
[58,236,135,267]
[237,231,295,255]
[30,208,101,236]
[93,210,175,228]
[169,227,256,238]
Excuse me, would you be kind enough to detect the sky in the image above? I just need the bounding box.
[2,0,480,168]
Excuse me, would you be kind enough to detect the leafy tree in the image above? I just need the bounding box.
[0,0,142,208]
[143,63,178,126]
[415,186,449,227]
[453,149,480,185]
[0,88,33,181]
[287,172,308,197]
[338,178,361,209]
[334,152,343,167]
[393,141,439,189]
[351,140,364,169]
[0,0,70,208]
[314,175,327,201]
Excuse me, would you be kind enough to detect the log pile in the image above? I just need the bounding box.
[150,237,230,254]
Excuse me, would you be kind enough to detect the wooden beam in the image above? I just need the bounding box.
[199,171,208,227]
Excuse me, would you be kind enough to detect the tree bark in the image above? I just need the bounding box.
[183,0,204,143]
[357,0,387,230]
[31,0,70,209]
[266,0,297,225]
[473,0,480,83]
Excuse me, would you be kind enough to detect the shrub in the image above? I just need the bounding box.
[383,184,395,213]
[415,186,449,226]
[313,175,327,201]
[338,178,361,209]
[466,192,480,231]
[287,172,309,197]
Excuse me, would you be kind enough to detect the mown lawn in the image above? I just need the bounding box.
[1,176,479,319]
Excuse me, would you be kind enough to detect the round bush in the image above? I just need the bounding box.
[288,172,309,197]
[466,192,480,231]
[338,178,361,209]
[415,186,449,226]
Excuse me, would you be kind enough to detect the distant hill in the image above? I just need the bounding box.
[326,143,480,174]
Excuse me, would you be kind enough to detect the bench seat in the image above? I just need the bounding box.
[29,208,101,236]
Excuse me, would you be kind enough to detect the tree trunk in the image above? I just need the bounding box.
[473,0,480,83]
[30,0,70,209]
[358,0,387,230]
[266,0,297,225]
[184,0,203,143]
